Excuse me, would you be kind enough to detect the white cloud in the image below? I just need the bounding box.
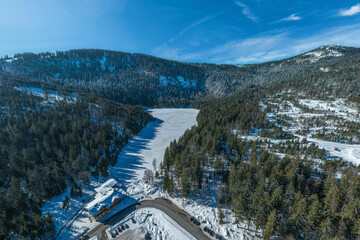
[275,13,301,22]
[339,4,360,16]
[234,1,259,23]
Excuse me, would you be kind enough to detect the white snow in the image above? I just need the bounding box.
[158,75,196,88]
[106,208,196,240]
[304,136,360,165]
[99,52,107,71]
[320,67,330,72]
[14,86,76,103]
[302,47,344,63]
[159,75,168,87]
[109,108,199,181]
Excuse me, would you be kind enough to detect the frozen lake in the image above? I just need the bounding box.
[109,108,199,183]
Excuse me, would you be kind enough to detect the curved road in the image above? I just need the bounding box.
[83,198,210,240]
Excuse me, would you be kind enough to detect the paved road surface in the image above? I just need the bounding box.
[83,198,209,240]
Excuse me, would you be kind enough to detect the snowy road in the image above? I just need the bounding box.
[84,198,209,240]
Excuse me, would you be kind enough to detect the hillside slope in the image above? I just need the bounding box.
[1,45,359,106]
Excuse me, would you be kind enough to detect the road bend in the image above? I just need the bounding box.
[83,198,209,240]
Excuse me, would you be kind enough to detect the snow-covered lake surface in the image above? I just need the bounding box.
[109,108,199,182]
[42,108,199,239]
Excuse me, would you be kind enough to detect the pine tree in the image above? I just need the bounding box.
[264,209,277,240]
[182,166,190,197]
[218,205,224,225]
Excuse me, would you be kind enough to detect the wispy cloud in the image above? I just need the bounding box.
[169,11,224,43]
[61,9,69,15]
[169,17,211,43]
[210,23,360,64]
[153,23,360,64]
[274,13,301,23]
[339,4,360,16]
[234,1,259,23]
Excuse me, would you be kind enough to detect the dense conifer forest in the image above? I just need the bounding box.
[0,80,152,239]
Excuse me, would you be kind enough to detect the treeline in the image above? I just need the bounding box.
[161,89,360,239]
[0,82,152,239]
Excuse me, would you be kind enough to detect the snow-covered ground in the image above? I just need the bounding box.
[106,208,196,240]
[43,108,200,239]
[14,86,77,103]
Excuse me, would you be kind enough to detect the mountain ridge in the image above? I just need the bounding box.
[0,45,359,106]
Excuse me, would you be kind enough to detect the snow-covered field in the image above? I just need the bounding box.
[42,108,200,239]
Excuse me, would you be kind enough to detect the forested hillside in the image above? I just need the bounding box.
[0,79,152,239]
[161,87,360,239]
[1,45,360,106]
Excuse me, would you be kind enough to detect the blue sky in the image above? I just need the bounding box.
[1,0,360,64]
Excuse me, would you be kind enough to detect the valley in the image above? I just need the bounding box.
[0,45,360,240]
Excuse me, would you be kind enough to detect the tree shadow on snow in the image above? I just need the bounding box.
[109,117,164,184]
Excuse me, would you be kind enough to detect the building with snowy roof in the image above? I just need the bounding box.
[85,179,126,220]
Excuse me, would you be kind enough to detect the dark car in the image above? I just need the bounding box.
[145,232,152,240]
[132,218,137,224]
[121,225,125,230]
[190,216,195,221]
[125,224,129,229]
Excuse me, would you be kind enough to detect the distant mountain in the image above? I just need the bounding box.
[0,45,359,106]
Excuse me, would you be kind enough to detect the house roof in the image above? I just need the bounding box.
[85,179,123,217]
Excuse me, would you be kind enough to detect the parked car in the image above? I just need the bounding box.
[132,218,137,224]
[145,232,152,240]
[121,225,125,230]
[125,224,129,229]
[111,230,117,238]
[117,227,122,232]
